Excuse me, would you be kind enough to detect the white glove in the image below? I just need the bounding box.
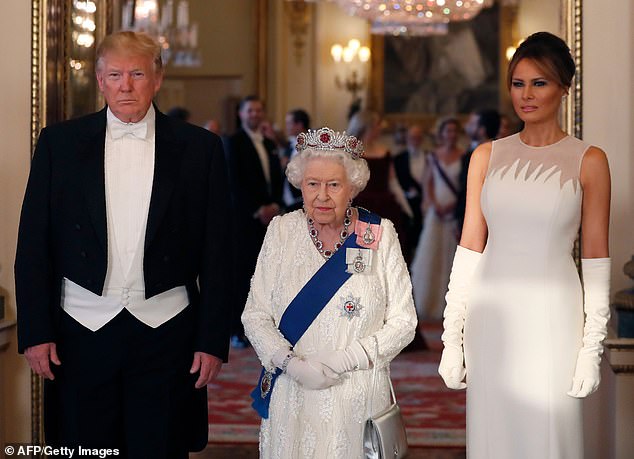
[439,347,467,390]
[272,347,293,369]
[438,245,482,390]
[312,341,370,375]
[286,357,340,390]
[568,258,611,398]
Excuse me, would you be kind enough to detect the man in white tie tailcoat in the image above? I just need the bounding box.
[15,31,231,458]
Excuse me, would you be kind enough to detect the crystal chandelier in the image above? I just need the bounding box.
[121,0,201,67]
[69,0,97,90]
[72,0,97,48]
[334,0,488,36]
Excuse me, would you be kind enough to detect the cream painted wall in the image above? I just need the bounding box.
[314,2,370,131]
[0,0,35,445]
[517,0,561,38]
[266,0,286,126]
[267,1,318,133]
[583,2,634,458]
[583,0,634,294]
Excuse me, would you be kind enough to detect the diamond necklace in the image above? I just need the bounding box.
[307,207,353,259]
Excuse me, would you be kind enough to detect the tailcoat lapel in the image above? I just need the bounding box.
[78,107,183,256]
[79,108,108,253]
[144,109,184,250]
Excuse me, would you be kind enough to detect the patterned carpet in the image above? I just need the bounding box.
[207,323,466,447]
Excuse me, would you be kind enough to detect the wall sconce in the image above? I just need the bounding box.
[330,38,371,104]
[505,38,524,61]
[504,2,522,62]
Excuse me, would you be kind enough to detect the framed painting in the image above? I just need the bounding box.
[368,3,508,129]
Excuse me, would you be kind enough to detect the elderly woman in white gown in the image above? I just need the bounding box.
[242,127,417,459]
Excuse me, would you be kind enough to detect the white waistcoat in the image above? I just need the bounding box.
[62,106,188,331]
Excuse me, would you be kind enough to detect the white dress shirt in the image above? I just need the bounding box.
[409,147,426,188]
[105,106,156,276]
[62,106,188,330]
[244,126,271,185]
[283,137,301,207]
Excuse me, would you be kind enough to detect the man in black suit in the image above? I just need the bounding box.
[455,108,500,236]
[282,108,310,211]
[226,96,283,348]
[15,31,230,458]
[393,124,426,261]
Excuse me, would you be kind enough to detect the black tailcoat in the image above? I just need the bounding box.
[15,106,232,451]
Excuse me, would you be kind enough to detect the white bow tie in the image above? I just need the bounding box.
[110,121,148,140]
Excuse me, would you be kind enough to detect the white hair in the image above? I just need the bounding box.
[286,149,370,197]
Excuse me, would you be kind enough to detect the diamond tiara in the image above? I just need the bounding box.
[295,127,364,160]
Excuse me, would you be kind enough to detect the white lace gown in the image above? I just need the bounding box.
[410,158,462,320]
[466,134,590,458]
[242,210,417,459]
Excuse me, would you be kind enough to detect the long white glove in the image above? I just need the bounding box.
[273,347,340,390]
[312,341,370,375]
[438,246,482,390]
[568,258,611,398]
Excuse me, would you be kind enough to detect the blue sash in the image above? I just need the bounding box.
[250,208,381,418]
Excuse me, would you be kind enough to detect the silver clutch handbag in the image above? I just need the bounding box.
[362,337,408,459]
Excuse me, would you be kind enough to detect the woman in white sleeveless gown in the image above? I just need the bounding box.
[438,32,611,458]
[410,118,464,320]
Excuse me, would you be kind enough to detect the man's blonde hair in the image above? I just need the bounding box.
[96,31,163,73]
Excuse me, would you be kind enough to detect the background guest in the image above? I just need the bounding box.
[455,109,500,236]
[346,110,412,253]
[282,108,311,211]
[496,113,515,139]
[226,95,283,349]
[204,118,221,135]
[166,105,191,122]
[410,117,464,321]
[394,124,428,261]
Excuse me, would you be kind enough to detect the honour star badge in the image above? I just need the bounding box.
[340,294,363,320]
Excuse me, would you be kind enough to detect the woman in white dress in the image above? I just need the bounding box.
[410,117,464,320]
[438,32,611,458]
[242,127,417,459]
